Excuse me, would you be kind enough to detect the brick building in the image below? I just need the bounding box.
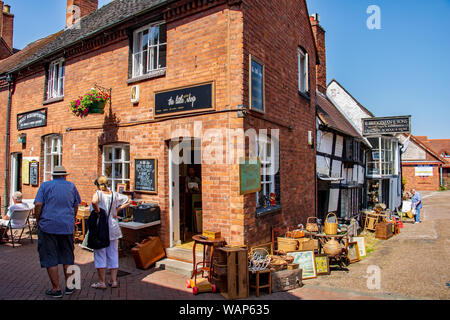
[0,0,318,249]
[401,135,446,191]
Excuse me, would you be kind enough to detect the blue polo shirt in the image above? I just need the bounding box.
[34,178,81,235]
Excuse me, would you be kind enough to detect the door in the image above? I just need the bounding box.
[10,153,22,202]
[169,140,180,247]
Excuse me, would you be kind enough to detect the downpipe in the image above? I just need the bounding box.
[3,74,13,212]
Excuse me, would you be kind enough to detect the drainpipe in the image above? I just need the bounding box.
[440,166,443,187]
[3,73,13,212]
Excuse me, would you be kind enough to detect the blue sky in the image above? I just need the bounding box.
[8,0,450,139]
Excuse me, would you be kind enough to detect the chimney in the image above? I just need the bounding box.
[66,0,98,28]
[310,14,327,95]
[0,1,14,51]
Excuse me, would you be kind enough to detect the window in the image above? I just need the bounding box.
[46,59,65,100]
[43,135,62,182]
[298,48,309,93]
[249,55,264,112]
[256,137,275,208]
[102,144,130,191]
[366,137,397,177]
[132,22,167,78]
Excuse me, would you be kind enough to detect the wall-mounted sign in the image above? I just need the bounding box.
[154,82,214,117]
[134,159,157,193]
[249,56,264,112]
[29,161,39,186]
[239,158,261,195]
[17,108,47,131]
[22,159,30,185]
[415,165,433,177]
[362,116,411,136]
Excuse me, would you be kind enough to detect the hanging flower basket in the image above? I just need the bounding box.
[70,89,110,118]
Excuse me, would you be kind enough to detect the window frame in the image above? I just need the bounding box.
[298,47,309,93]
[43,134,63,182]
[255,136,275,208]
[46,59,65,100]
[249,54,265,113]
[131,21,167,79]
[102,144,131,192]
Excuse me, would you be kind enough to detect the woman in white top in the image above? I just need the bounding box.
[90,176,130,289]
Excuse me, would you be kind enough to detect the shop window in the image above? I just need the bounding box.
[132,22,167,78]
[255,137,277,208]
[43,135,62,182]
[45,59,65,100]
[367,137,397,177]
[298,47,309,93]
[249,55,265,112]
[102,144,130,191]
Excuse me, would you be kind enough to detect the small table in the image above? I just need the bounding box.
[75,207,90,242]
[191,235,226,283]
[249,270,272,297]
[119,220,161,244]
[305,231,350,271]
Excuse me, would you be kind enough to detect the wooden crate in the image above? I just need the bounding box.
[202,230,221,240]
[215,247,249,300]
[271,269,303,293]
[375,222,393,240]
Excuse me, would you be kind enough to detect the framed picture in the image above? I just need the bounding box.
[314,254,330,276]
[287,251,317,279]
[346,241,360,263]
[351,237,367,257]
[116,183,127,194]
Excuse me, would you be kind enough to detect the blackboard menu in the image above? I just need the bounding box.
[135,159,157,193]
[17,108,47,131]
[29,161,39,186]
[250,57,264,111]
[155,82,214,117]
[362,116,411,136]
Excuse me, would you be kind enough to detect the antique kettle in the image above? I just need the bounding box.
[323,237,343,256]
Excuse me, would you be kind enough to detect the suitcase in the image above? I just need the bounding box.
[131,236,166,269]
[132,203,161,223]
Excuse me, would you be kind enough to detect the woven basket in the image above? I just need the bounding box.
[286,225,305,238]
[277,237,298,253]
[324,212,338,235]
[306,217,319,232]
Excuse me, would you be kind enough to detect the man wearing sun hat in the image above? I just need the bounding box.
[34,166,81,298]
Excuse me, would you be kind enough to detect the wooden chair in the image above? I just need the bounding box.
[249,269,272,297]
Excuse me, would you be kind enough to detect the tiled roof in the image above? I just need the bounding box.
[418,138,450,164]
[316,90,364,140]
[3,0,167,75]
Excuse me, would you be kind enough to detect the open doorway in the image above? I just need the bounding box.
[10,153,22,201]
[169,138,202,247]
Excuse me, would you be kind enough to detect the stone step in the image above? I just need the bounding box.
[166,246,204,263]
[156,258,193,278]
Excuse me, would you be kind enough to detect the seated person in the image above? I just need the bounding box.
[0,191,30,229]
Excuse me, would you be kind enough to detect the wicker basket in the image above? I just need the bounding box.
[277,237,298,253]
[286,225,305,238]
[306,217,319,232]
[324,212,338,235]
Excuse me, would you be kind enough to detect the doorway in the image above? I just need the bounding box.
[169,138,202,248]
[10,153,22,202]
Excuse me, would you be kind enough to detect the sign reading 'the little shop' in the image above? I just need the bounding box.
[154,82,214,117]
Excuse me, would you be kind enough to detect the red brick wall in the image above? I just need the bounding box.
[242,0,317,247]
[1,12,13,50]
[402,164,441,191]
[66,0,98,27]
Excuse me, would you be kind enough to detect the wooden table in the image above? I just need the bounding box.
[304,231,349,252]
[75,207,90,242]
[119,220,161,243]
[191,235,226,284]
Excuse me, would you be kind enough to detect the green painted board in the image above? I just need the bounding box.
[239,158,261,195]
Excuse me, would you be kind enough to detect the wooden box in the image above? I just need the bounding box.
[271,269,303,293]
[215,247,249,300]
[297,238,316,251]
[375,222,393,240]
[203,230,221,240]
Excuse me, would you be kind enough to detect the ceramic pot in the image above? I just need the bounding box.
[323,237,343,256]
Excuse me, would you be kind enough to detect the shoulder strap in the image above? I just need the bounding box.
[108,191,114,218]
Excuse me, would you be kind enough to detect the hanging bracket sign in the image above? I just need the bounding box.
[362,116,411,136]
[17,108,47,131]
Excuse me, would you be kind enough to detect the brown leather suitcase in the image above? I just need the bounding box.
[131,237,166,270]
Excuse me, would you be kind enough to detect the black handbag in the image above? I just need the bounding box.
[87,191,114,250]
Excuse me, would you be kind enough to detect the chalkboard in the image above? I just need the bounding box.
[239,158,261,195]
[135,159,157,193]
[155,82,214,117]
[29,161,39,186]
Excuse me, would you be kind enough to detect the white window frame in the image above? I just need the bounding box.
[132,22,167,78]
[102,144,131,192]
[298,48,309,93]
[43,135,62,182]
[47,59,65,99]
[255,136,275,208]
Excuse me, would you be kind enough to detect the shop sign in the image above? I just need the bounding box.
[135,159,157,193]
[239,158,261,195]
[17,108,47,131]
[154,82,214,117]
[415,165,433,177]
[362,116,411,136]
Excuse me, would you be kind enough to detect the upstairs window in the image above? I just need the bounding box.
[46,59,65,100]
[298,48,309,93]
[132,22,167,78]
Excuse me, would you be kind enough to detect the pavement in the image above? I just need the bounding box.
[0,190,449,300]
